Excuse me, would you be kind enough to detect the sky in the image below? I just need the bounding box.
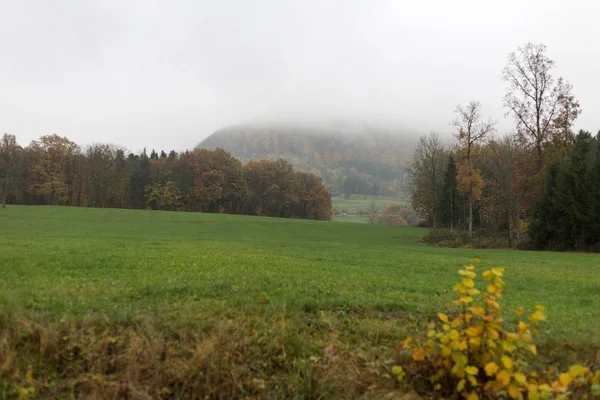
[1,0,598,152]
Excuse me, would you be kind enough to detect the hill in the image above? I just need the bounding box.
[198,121,417,196]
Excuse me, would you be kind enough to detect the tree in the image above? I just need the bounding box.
[439,154,463,232]
[452,101,495,238]
[502,42,577,169]
[145,181,182,211]
[0,134,23,208]
[478,137,518,244]
[530,131,598,250]
[405,133,447,227]
[28,134,80,205]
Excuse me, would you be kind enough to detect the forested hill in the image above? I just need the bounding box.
[198,122,416,196]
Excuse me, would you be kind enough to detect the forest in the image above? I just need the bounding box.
[0,136,333,221]
[406,43,598,251]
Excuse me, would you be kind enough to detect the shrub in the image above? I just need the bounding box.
[370,204,419,226]
[394,260,600,399]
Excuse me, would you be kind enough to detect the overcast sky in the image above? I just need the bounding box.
[1,0,598,152]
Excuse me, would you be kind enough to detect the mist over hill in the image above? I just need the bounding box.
[198,121,417,197]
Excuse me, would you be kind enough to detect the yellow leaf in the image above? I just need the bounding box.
[569,365,587,378]
[438,313,449,322]
[538,384,552,392]
[441,346,452,358]
[467,288,480,296]
[459,296,473,304]
[397,371,405,382]
[482,271,493,280]
[454,283,467,294]
[503,340,517,353]
[443,324,450,331]
[497,369,511,386]
[492,268,504,277]
[465,392,479,400]
[514,372,527,385]
[508,383,520,399]
[465,265,475,271]
[427,330,436,338]
[528,387,540,400]
[559,372,572,387]
[472,257,481,264]
[412,347,425,361]
[467,374,477,386]
[535,304,545,311]
[466,366,479,375]
[487,284,497,294]
[484,362,499,376]
[462,278,475,288]
[391,366,403,375]
[457,379,466,392]
[469,306,484,316]
[501,356,513,370]
[529,311,546,322]
[449,330,459,340]
[402,337,412,349]
[465,326,481,337]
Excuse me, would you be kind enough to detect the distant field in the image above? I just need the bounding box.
[332,194,408,223]
[1,206,599,397]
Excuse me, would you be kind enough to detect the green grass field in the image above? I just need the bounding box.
[1,206,599,398]
[332,194,406,213]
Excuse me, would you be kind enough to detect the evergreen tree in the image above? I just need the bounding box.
[439,154,463,231]
[530,131,598,250]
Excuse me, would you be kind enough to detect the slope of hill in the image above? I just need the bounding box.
[198,121,416,196]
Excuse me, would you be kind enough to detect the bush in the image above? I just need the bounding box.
[369,204,419,226]
[423,228,529,249]
[393,260,600,399]
[375,213,408,226]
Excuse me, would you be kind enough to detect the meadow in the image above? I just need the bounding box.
[1,206,599,398]
[331,194,408,223]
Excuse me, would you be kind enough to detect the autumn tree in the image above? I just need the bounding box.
[295,171,333,220]
[405,133,447,227]
[28,134,80,205]
[0,134,24,208]
[452,101,495,238]
[145,180,182,211]
[478,137,519,244]
[502,42,578,169]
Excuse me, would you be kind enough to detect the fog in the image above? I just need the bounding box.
[1,0,598,151]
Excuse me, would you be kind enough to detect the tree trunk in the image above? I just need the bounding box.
[450,188,454,233]
[468,194,473,240]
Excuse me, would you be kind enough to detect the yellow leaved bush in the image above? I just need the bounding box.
[392,260,599,399]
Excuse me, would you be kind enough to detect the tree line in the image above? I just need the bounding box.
[406,42,598,250]
[0,134,333,221]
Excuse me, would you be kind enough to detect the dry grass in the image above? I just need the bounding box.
[0,311,427,399]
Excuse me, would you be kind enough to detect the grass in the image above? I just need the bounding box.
[1,206,599,398]
[332,194,407,213]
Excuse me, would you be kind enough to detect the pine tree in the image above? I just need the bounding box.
[439,154,463,231]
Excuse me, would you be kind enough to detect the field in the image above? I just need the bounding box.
[332,194,407,223]
[1,206,599,398]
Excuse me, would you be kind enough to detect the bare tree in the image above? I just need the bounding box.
[405,132,447,227]
[452,101,496,239]
[0,134,23,208]
[502,42,576,168]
